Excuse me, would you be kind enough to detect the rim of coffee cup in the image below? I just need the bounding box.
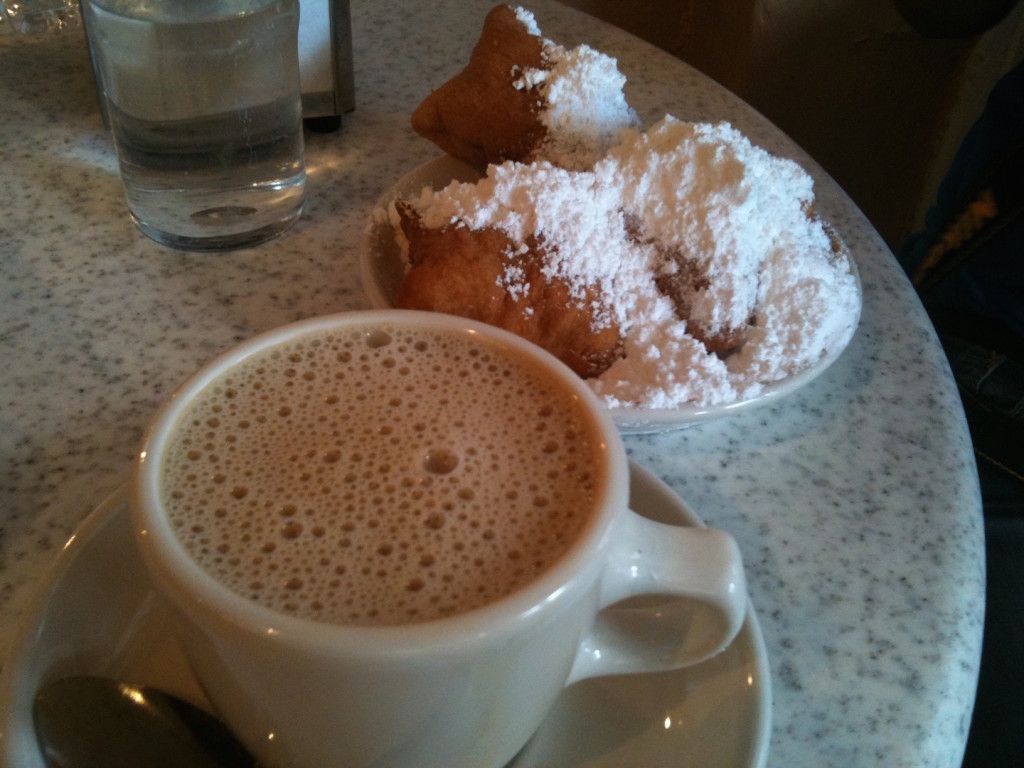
[132,309,629,654]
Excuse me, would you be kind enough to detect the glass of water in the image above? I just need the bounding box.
[82,0,306,251]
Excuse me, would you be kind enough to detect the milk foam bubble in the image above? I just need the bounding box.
[161,322,604,626]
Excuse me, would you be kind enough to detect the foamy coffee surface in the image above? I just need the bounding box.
[161,322,603,626]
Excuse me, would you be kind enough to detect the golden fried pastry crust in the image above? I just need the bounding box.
[394,202,623,378]
[410,5,548,168]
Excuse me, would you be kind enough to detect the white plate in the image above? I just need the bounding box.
[360,156,862,434]
[0,462,770,768]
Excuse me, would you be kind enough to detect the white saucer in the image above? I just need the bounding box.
[360,155,862,434]
[360,155,484,313]
[0,462,771,767]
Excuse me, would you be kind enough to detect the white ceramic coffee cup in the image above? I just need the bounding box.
[132,310,747,768]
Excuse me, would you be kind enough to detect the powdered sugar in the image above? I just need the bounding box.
[395,114,860,410]
[513,5,542,35]
[535,44,638,170]
[509,7,638,170]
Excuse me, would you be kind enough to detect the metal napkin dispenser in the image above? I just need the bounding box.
[298,0,355,121]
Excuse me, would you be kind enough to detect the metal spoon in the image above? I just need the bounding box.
[33,675,259,767]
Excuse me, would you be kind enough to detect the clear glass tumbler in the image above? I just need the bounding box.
[82,0,306,251]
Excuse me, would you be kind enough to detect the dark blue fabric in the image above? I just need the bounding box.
[898,59,1024,478]
[899,60,1024,343]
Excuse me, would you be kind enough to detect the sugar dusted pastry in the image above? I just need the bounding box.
[590,117,861,408]
[411,5,638,171]
[393,173,624,379]
[610,119,832,355]
[391,115,861,409]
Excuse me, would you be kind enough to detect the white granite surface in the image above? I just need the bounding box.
[0,1,984,766]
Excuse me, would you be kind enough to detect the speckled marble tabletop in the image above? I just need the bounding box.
[0,1,984,766]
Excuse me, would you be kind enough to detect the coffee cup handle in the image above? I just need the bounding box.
[566,510,747,684]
